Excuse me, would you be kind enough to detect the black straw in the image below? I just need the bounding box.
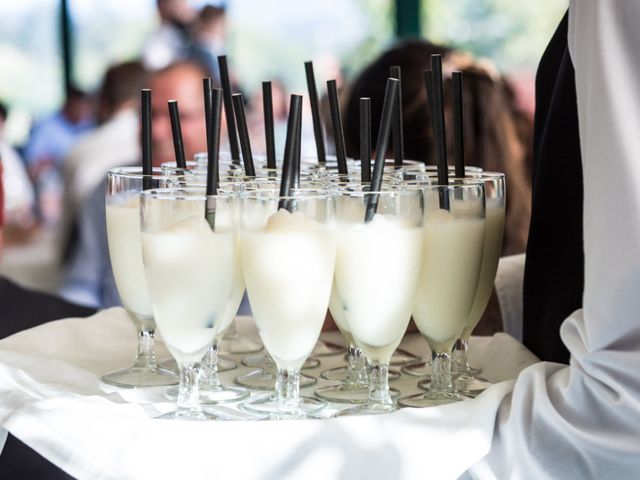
[305,61,326,164]
[203,77,213,147]
[293,103,302,189]
[429,55,450,211]
[360,97,371,183]
[206,89,223,197]
[390,66,404,167]
[365,78,399,223]
[279,95,302,211]
[262,81,277,169]
[232,93,256,177]
[452,71,465,178]
[327,80,348,175]
[141,89,152,190]
[168,100,186,169]
[217,55,240,162]
[205,89,222,229]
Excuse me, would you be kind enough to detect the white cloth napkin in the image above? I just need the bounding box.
[0,308,538,480]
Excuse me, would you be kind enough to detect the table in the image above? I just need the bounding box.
[0,308,538,479]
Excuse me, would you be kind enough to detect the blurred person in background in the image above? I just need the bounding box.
[60,60,208,308]
[186,4,227,84]
[24,87,94,226]
[344,39,532,257]
[59,61,147,262]
[0,101,36,242]
[143,0,197,70]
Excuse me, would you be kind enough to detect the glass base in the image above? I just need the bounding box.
[398,390,463,408]
[401,359,432,377]
[312,340,344,356]
[241,394,326,419]
[314,384,369,404]
[454,375,491,397]
[235,369,317,390]
[242,354,320,370]
[158,358,179,374]
[101,366,178,388]
[154,407,226,421]
[389,348,420,366]
[320,366,401,382]
[164,384,249,404]
[201,384,249,404]
[219,336,263,355]
[217,355,238,373]
[454,364,482,376]
[403,360,483,378]
[334,398,399,416]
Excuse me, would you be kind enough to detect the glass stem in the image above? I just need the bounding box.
[133,329,158,369]
[264,354,276,375]
[200,341,221,389]
[177,363,201,412]
[368,361,392,406]
[275,368,300,411]
[430,351,453,394]
[345,343,367,386]
[452,338,470,377]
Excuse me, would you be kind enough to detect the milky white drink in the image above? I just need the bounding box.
[106,197,154,329]
[142,217,239,366]
[213,264,245,343]
[461,202,505,339]
[413,209,485,353]
[329,283,354,346]
[240,209,336,371]
[333,214,423,363]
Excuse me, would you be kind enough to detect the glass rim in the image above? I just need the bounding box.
[240,188,332,201]
[422,165,484,171]
[417,170,504,180]
[107,166,166,178]
[140,187,236,201]
[403,180,486,191]
[334,185,422,195]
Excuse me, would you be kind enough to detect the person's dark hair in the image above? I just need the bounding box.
[98,61,148,123]
[344,39,450,163]
[344,39,533,255]
[100,61,147,109]
[199,4,226,23]
[0,101,7,122]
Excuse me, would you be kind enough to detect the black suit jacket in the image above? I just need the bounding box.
[523,12,584,364]
[0,277,96,479]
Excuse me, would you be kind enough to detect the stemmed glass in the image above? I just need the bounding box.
[452,173,505,395]
[140,187,240,419]
[315,285,370,403]
[333,188,424,415]
[239,189,337,419]
[102,167,177,388]
[399,181,485,407]
[235,354,318,391]
[162,166,265,357]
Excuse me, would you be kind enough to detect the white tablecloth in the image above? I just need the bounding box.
[0,308,538,480]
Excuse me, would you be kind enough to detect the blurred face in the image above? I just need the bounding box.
[149,65,207,167]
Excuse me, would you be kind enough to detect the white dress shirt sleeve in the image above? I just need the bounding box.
[468,2,640,477]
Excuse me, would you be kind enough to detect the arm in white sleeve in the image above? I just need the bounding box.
[470,2,640,477]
